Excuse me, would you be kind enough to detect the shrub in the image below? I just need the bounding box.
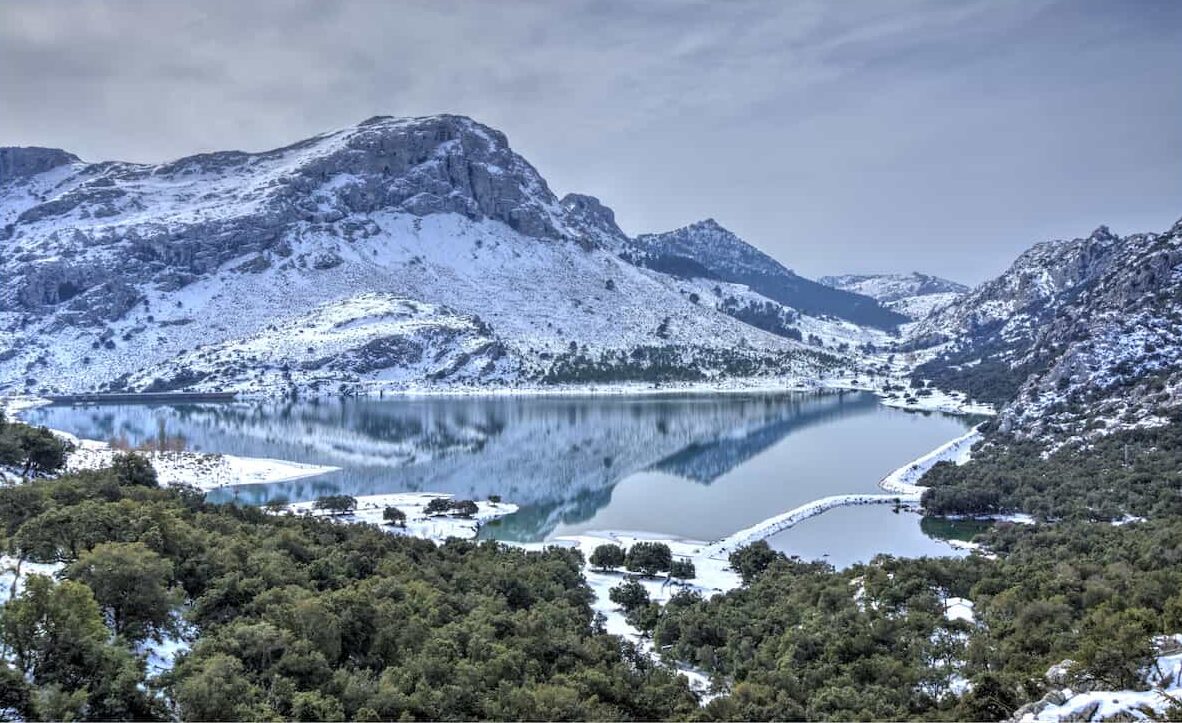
[589,544,625,571]
[625,542,673,577]
[608,579,650,611]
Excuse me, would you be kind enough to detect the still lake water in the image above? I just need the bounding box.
[26,391,977,567]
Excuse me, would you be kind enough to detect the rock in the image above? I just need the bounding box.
[1071,699,1100,721]
[0,146,79,183]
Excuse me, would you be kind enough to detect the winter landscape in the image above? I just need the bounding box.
[1,1,1181,721]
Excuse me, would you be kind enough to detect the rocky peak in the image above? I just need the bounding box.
[0,146,79,184]
[560,193,626,248]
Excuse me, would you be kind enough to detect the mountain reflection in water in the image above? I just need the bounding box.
[26,392,971,550]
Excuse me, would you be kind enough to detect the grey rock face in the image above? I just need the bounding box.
[0,115,566,323]
[0,147,79,183]
[561,193,627,248]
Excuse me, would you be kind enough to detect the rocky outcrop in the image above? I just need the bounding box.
[913,218,1182,444]
[560,193,627,249]
[819,272,968,320]
[1,115,567,323]
[0,146,79,183]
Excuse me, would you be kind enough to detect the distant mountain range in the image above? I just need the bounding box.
[819,273,969,320]
[0,115,906,395]
[4,112,1178,439]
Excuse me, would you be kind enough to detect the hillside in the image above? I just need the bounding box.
[631,220,907,329]
[819,272,968,320]
[0,115,864,396]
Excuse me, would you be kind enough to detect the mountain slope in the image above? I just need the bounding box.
[819,272,968,320]
[630,220,907,329]
[0,115,846,395]
[911,220,1182,443]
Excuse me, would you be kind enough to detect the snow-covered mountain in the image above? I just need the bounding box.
[910,220,1182,443]
[0,115,877,396]
[819,272,968,320]
[631,220,907,329]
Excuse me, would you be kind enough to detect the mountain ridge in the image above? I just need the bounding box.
[0,114,874,396]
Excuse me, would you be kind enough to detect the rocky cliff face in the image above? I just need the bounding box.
[2,115,568,326]
[0,114,855,395]
[911,220,1182,444]
[0,147,80,183]
[997,220,1182,441]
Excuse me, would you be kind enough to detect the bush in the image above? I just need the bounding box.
[669,559,696,580]
[313,495,356,515]
[424,497,452,516]
[111,452,157,487]
[589,544,625,571]
[382,506,406,527]
[608,579,650,611]
[451,499,479,518]
[625,542,673,577]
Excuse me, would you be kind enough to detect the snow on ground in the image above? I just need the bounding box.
[879,428,982,495]
[878,386,996,416]
[943,597,975,623]
[281,493,518,541]
[3,398,340,492]
[136,612,197,677]
[0,555,64,601]
[1019,635,1182,722]
[517,531,739,699]
[59,431,340,492]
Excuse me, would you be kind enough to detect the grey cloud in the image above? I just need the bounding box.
[1,0,1178,283]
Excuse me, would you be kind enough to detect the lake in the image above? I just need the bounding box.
[25,391,977,567]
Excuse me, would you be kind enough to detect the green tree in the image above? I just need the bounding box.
[16,426,70,478]
[110,452,158,487]
[669,559,696,580]
[67,541,178,640]
[424,497,452,516]
[451,499,479,518]
[624,542,672,577]
[589,544,625,571]
[382,506,407,527]
[173,653,267,721]
[609,579,650,611]
[728,540,779,584]
[314,494,357,515]
[0,575,158,719]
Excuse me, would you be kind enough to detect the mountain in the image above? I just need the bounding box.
[0,115,850,396]
[911,220,1182,443]
[629,220,907,330]
[819,272,968,320]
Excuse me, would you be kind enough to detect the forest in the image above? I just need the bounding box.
[2,411,1181,721]
[919,413,1182,521]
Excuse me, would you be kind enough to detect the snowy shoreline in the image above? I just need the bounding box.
[2,396,340,492]
[280,493,519,541]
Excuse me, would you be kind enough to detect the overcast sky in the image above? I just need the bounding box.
[2,0,1179,283]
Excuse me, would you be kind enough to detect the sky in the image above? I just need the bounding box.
[1,0,1179,284]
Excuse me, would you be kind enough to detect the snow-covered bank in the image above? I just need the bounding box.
[879,428,982,495]
[58,432,340,492]
[282,493,518,541]
[3,396,340,492]
[878,387,994,416]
